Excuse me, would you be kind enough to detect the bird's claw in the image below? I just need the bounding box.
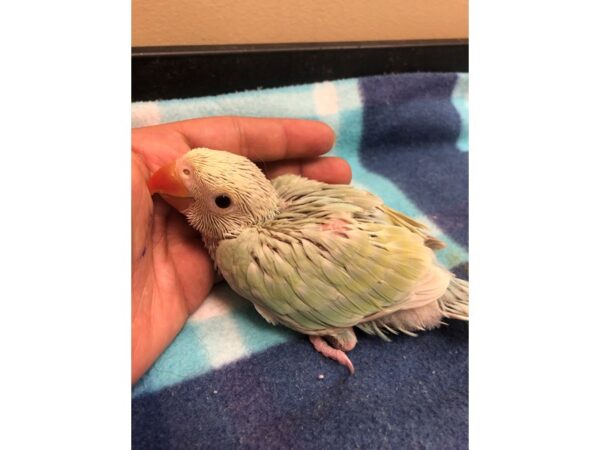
[309,335,355,374]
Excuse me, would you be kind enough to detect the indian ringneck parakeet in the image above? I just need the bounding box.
[148,148,469,373]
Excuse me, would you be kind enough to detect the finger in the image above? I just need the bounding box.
[132,125,191,174]
[171,116,335,161]
[264,156,352,185]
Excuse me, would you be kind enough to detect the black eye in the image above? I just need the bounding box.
[214,195,231,209]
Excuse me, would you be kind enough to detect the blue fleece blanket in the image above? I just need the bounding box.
[132,73,469,449]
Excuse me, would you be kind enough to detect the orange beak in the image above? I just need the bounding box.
[147,161,194,212]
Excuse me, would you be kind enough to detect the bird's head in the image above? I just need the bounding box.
[148,148,280,240]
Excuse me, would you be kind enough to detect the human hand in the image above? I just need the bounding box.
[132,117,351,383]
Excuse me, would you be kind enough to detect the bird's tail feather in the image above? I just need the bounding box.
[358,276,469,340]
[438,277,469,321]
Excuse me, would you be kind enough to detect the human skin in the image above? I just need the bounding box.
[131,116,352,383]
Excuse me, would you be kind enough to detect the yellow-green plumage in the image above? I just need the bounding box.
[173,148,469,373]
[216,174,467,337]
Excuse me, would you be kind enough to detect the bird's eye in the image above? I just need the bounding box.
[214,195,231,209]
[182,168,191,176]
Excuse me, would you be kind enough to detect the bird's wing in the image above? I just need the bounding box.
[216,218,439,335]
[378,205,446,250]
[273,174,445,249]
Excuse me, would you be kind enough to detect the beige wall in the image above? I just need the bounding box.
[132,0,468,47]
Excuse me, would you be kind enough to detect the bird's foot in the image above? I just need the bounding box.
[309,335,355,374]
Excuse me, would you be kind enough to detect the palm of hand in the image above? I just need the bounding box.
[132,128,215,384]
[131,117,349,383]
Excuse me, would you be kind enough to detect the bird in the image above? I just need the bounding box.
[148,147,469,373]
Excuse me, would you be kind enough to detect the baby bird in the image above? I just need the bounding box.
[148,148,469,373]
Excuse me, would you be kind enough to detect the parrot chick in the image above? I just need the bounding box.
[148,148,469,374]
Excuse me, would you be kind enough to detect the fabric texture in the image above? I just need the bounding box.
[132,72,469,449]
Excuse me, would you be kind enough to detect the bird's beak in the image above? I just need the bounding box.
[147,161,194,212]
